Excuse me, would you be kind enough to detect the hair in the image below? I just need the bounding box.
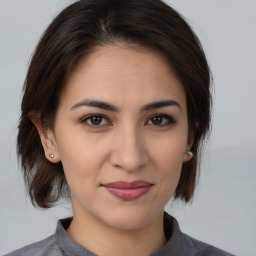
[17,0,212,208]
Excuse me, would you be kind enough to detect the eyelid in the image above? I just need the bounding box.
[80,114,111,129]
[146,113,177,126]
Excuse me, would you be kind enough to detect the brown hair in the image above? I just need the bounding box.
[17,0,211,208]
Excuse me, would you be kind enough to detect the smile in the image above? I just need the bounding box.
[102,180,153,200]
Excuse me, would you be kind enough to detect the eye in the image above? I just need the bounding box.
[80,113,176,129]
[80,114,110,129]
[147,114,176,126]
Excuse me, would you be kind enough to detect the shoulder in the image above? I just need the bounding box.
[4,234,63,256]
[162,213,235,256]
[183,233,235,256]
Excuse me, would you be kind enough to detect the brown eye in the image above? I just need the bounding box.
[148,114,176,126]
[90,116,103,125]
[81,114,110,128]
[151,116,163,125]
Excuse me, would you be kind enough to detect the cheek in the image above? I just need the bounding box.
[148,131,187,187]
[150,130,188,165]
[55,130,108,187]
[156,146,184,185]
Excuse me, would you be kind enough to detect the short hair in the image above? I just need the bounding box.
[17,0,212,208]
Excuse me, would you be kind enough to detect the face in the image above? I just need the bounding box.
[41,44,192,231]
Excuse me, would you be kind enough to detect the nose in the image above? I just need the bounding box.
[109,126,148,172]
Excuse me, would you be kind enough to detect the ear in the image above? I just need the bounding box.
[187,121,199,148]
[28,111,61,163]
[183,121,198,162]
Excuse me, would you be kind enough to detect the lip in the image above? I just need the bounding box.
[102,180,153,200]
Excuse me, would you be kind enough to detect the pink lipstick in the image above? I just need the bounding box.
[102,180,153,200]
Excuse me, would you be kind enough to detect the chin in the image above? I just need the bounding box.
[98,206,160,231]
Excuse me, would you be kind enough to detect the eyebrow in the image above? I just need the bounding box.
[70,99,182,112]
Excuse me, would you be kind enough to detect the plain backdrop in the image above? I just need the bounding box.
[1,1,255,255]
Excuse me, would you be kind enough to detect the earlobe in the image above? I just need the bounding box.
[28,111,61,163]
[184,121,198,162]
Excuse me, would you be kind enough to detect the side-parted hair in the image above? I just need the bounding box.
[17,0,211,208]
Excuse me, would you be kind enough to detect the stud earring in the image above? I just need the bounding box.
[186,151,193,158]
[49,154,54,158]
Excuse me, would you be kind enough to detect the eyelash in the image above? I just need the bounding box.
[80,113,176,129]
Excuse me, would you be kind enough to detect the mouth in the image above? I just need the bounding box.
[101,180,153,201]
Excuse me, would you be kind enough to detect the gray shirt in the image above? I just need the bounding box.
[5,212,235,256]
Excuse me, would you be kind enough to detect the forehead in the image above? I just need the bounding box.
[60,43,186,110]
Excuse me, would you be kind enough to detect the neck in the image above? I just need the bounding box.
[66,207,167,256]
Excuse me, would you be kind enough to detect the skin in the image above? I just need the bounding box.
[34,43,193,256]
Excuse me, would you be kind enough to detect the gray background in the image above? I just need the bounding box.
[0,0,255,255]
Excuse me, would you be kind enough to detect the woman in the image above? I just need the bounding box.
[6,0,234,255]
